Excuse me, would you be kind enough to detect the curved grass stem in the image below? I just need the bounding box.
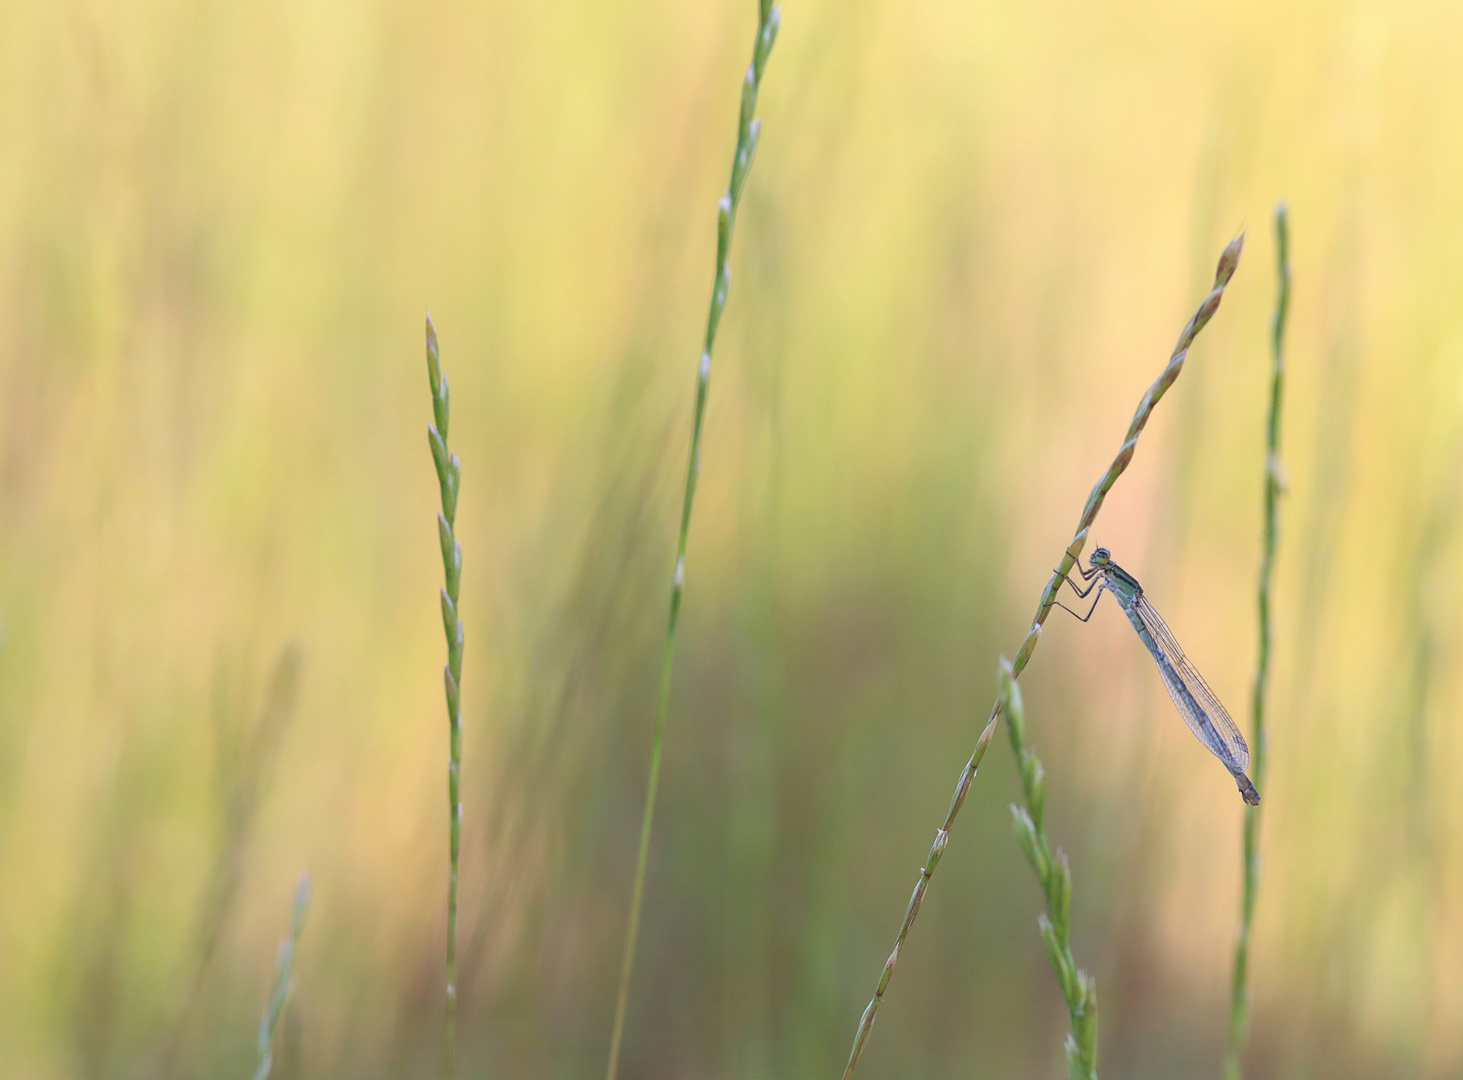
[840,233,1245,1080]
[603,6,781,1080]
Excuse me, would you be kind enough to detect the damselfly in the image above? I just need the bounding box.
[1055,547,1260,805]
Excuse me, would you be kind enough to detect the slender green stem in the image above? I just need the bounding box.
[1224,204,1288,1080]
[840,234,1245,1080]
[999,660,1098,1080]
[252,875,311,1080]
[426,314,465,1080]
[604,6,780,1080]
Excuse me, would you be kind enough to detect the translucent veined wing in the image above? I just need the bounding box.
[1135,594,1251,773]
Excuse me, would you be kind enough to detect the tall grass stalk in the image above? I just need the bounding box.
[999,659,1098,1080]
[426,314,465,1079]
[840,233,1245,1080]
[603,5,780,1080]
[1223,203,1288,1080]
[252,874,311,1080]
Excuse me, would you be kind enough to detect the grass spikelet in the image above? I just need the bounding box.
[426,313,465,1079]
[1000,660,1098,1080]
[252,875,311,1080]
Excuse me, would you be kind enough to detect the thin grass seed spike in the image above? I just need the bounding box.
[839,232,1243,1080]
[253,875,312,1080]
[603,6,780,1080]
[425,313,465,1080]
[1055,548,1260,804]
[1224,200,1290,1080]
[1000,661,1099,1080]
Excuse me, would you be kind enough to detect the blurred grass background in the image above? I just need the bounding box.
[1,1,1462,1077]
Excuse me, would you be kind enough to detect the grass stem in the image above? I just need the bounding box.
[1223,203,1289,1080]
[603,6,780,1080]
[840,233,1245,1080]
[999,659,1098,1080]
[426,314,465,1080]
[252,874,311,1080]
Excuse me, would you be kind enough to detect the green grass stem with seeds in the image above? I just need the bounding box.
[840,233,1245,1080]
[602,6,781,1080]
[1223,203,1289,1080]
[1000,659,1098,1080]
[252,875,311,1080]
[426,314,465,1079]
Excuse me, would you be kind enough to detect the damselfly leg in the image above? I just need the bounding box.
[1051,577,1105,622]
[1061,569,1102,598]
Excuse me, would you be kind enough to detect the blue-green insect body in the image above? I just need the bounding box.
[1060,547,1260,805]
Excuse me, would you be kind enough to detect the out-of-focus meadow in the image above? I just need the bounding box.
[3,1,1463,1077]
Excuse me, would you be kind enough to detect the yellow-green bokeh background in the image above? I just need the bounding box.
[2,1,1462,1077]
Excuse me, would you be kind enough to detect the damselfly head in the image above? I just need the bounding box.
[1089,547,1112,567]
